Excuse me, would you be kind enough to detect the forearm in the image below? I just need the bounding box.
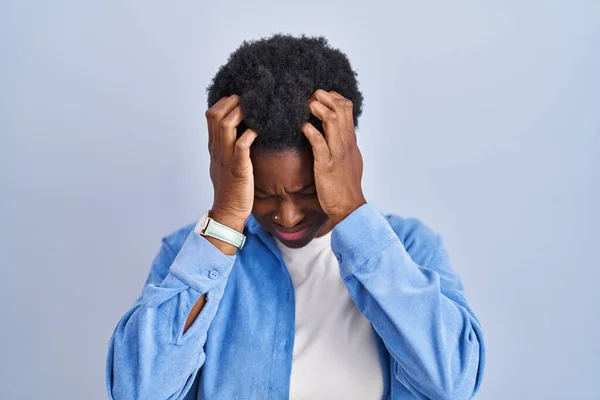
[182,210,244,333]
[344,244,482,399]
[331,204,485,399]
[107,280,211,400]
[106,230,236,399]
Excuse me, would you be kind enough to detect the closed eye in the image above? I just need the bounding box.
[254,194,275,200]
[297,192,317,198]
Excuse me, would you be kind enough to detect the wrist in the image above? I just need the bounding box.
[209,207,247,233]
[328,198,367,225]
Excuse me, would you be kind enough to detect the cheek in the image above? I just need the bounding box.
[298,198,326,220]
[252,199,276,217]
[303,197,324,212]
[288,197,323,213]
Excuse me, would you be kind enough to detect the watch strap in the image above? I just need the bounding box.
[195,211,246,249]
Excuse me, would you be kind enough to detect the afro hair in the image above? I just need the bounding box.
[206,34,363,153]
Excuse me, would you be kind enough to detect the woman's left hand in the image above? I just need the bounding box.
[301,89,367,225]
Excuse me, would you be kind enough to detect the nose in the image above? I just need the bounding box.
[275,198,304,228]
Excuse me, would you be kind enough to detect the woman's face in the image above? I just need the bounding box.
[251,148,333,248]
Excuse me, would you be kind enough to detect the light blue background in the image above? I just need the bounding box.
[1,1,598,399]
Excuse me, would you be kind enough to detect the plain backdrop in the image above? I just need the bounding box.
[1,1,598,399]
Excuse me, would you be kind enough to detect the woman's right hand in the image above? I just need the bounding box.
[206,95,258,231]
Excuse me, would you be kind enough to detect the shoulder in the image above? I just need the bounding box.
[383,212,441,268]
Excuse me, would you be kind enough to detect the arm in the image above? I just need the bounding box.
[183,211,244,333]
[105,229,236,400]
[331,204,486,400]
[106,92,257,399]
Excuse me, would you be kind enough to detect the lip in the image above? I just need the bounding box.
[275,226,309,242]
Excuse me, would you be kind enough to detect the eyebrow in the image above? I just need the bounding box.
[255,182,316,195]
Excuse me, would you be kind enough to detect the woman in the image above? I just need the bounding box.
[106,34,485,400]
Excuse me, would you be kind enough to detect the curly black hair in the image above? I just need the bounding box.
[206,34,363,153]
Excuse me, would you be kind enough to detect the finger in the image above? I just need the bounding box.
[233,128,259,167]
[206,96,232,152]
[307,99,342,150]
[206,95,239,154]
[220,105,244,160]
[301,122,331,162]
[326,90,353,123]
[312,89,343,112]
[328,90,344,99]
[207,116,213,152]
[316,89,353,127]
[328,90,356,143]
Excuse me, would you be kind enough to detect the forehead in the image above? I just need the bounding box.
[251,149,314,188]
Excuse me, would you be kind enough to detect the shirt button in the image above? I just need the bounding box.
[335,253,343,263]
[208,270,219,279]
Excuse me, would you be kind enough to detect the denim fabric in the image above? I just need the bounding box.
[106,203,485,399]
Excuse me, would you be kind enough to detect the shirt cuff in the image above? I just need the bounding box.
[168,229,236,295]
[331,203,399,280]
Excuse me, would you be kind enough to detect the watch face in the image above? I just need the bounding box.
[194,210,210,234]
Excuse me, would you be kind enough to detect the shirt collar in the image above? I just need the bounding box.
[245,213,262,235]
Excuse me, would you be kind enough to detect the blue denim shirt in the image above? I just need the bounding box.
[106,203,485,399]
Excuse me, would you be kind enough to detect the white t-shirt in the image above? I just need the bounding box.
[275,231,384,400]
